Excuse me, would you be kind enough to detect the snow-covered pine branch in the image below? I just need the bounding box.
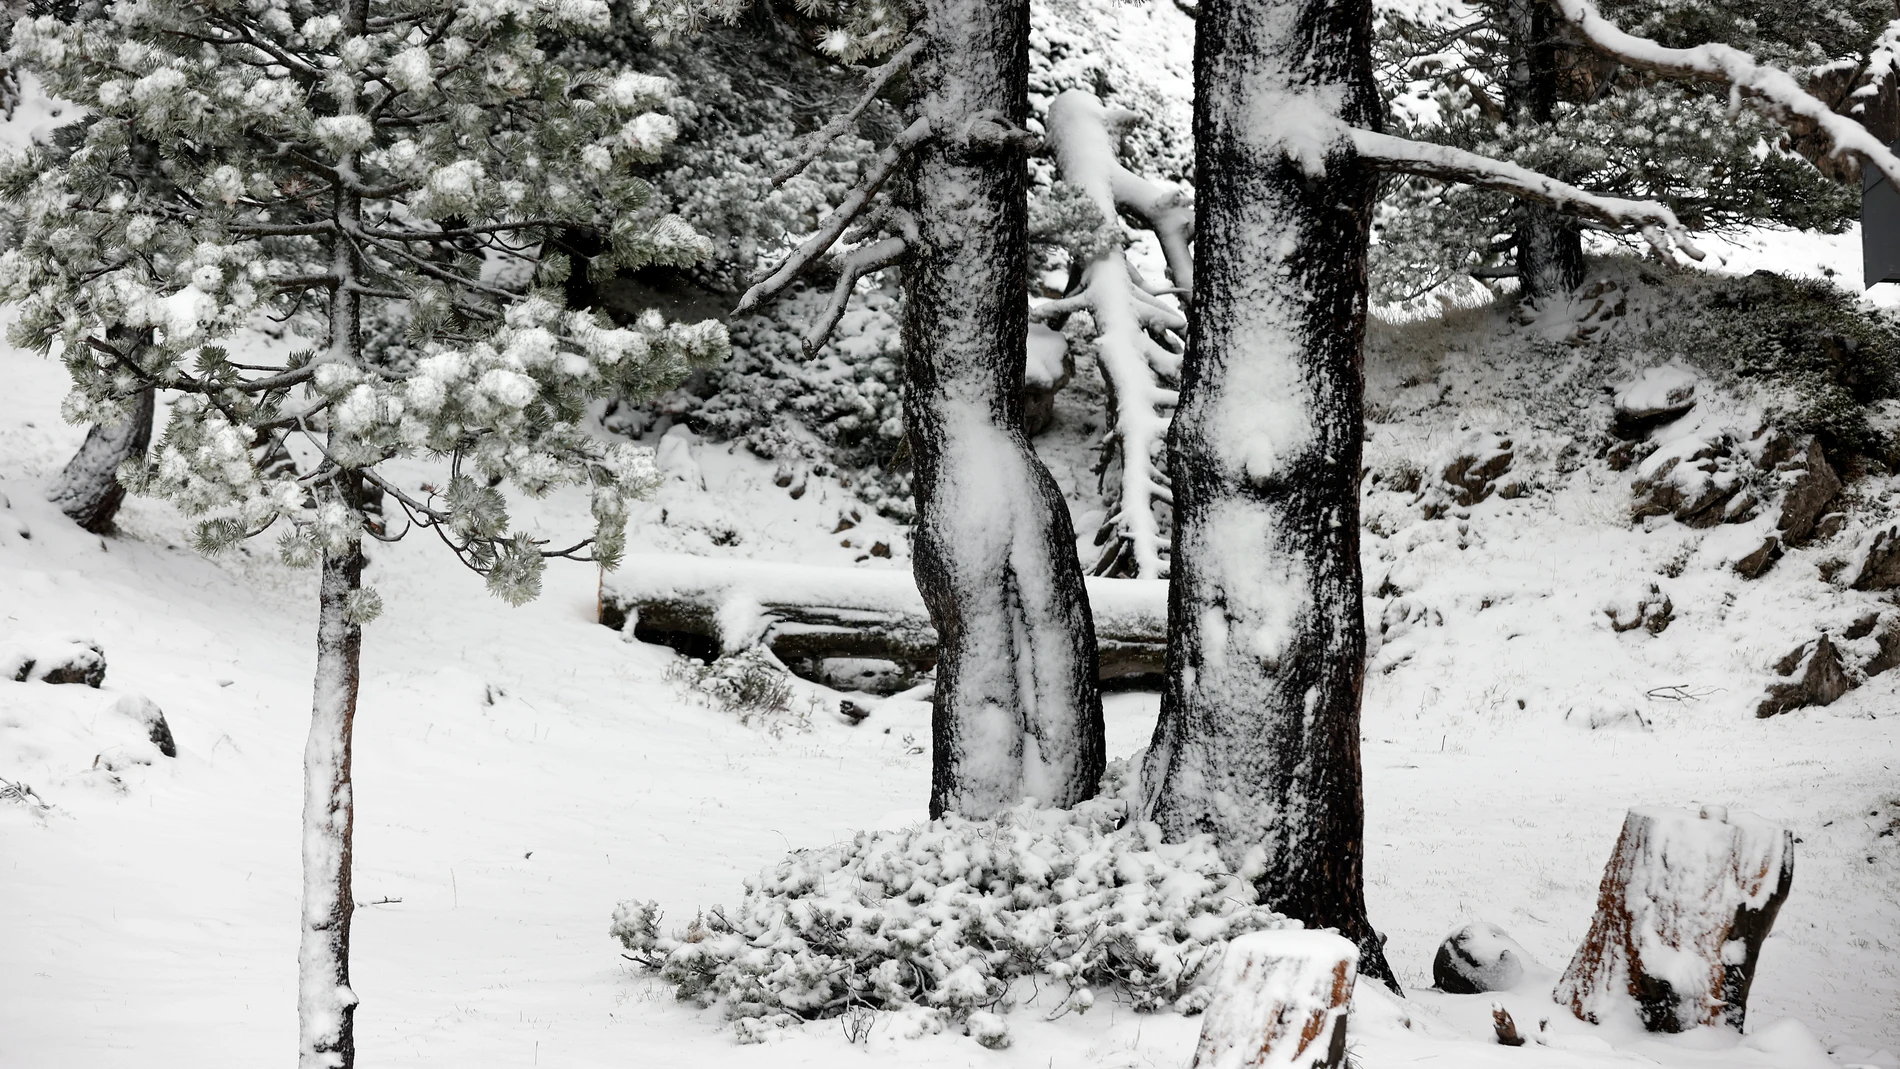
[1044,91,1190,579]
[1351,129,1706,260]
[1549,0,1900,188]
[734,117,934,318]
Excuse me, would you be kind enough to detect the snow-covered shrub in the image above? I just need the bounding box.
[625,286,914,518]
[611,764,1291,1041]
[665,647,813,735]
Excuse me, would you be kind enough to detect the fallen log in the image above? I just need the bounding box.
[1553,805,1794,1033]
[1190,929,1358,1069]
[598,552,1169,690]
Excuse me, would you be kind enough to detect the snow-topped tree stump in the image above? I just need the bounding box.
[1554,805,1794,1033]
[1190,930,1357,1069]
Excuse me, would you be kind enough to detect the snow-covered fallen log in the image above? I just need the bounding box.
[598,553,1169,683]
[1554,805,1794,1032]
[1189,930,1358,1069]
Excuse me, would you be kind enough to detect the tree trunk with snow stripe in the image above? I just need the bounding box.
[902,0,1105,820]
[1140,0,1396,987]
[300,507,364,1069]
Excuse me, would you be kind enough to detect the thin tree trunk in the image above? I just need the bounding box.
[1140,0,1398,987]
[1504,0,1584,300]
[299,524,363,1068]
[44,327,154,534]
[903,0,1105,819]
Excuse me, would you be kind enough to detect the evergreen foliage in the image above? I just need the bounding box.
[0,0,729,602]
[612,764,1290,1044]
[1371,0,1872,304]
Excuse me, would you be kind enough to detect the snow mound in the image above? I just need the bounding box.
[611,763,1292,1040]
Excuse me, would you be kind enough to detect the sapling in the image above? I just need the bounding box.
[0,3,725,1064]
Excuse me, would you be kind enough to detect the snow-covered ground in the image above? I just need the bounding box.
[6,228,1900,1068]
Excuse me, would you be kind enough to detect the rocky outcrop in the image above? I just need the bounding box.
[1773,439,1841,544]
[1851,525,1900,591]
[1441,434,1514,508]
[1630,434,1755,528]
[1756,634,1850,717]
[1732,535,1781,579]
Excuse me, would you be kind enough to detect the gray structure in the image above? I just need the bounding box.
[1866,144,1900,287]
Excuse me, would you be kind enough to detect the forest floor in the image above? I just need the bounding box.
[4,224,1900,1066]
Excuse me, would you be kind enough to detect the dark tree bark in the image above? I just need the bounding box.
[901,0,1105,819]
[1140,0,1397,987]
[44,327,154,534]
[1502,0,1584,300]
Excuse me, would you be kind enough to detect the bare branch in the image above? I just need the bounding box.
[1548,0,1900,188]
[773,39,923,187]
[735,117,933,316]
[1350,128,1705,260]
[803,236,911,355]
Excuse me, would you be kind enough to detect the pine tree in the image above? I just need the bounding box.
[0,3,725,1064]
[1371,0,1876,305]
[710,0,1108,818]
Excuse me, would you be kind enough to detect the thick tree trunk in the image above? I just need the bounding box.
[1141,0,1397,986]
[299,531,363,1068]
[1503,0,1584,301]
[44,327,154,534]
[903,0,1105,819]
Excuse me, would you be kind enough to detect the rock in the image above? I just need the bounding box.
[1756,634,1851,717]
[112,694,177,758]
[7,640,107,688]
[1613,365,1698,437]
[1433,922,1536,994]
[1733,535,1781,579]
[1441,434,1514,507]
[1630,435,1750,528]
[1775,439,1841,544]
[1605,583,1672,634]
[1867,622,1900,678]
[1850,525,1900,591]
[1813,512,1848,542]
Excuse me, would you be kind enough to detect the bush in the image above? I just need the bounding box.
[664,647,813,736]
[611,764,1291,1044]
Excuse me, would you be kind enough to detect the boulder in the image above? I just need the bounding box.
[1631,435,1752,528]
[1774,439,1841,544]
[1866,621,1900,679]
[1613,366,1698,437]
[1605,583,1673,634]
[1850,525,1900,591]
[7,640,107,688]
[1441,434,1514,507]
[112,694,177,758]
[1756,634,1851,717]
[1733,535,1781,579]
[1432,922,1536,994]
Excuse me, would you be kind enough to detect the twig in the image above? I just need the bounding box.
[773,39,923,187]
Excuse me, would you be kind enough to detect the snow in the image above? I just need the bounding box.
[4,246,1900,1065]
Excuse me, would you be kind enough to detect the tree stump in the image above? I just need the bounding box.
[1554,805,1794,1032]
[1190,930,1357,1069]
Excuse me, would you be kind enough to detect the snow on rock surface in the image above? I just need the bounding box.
[1554,805,1794,1033]
[1613,366,1698,428]
[1189,930,1357,1069]
[1432,921,1538,994]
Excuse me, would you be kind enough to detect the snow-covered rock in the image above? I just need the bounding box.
[4,639,106,687]
[1612,365,1698,433]
[1757,633,1851,718]
[1431,921,1536,994]
[110,694,176,759]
